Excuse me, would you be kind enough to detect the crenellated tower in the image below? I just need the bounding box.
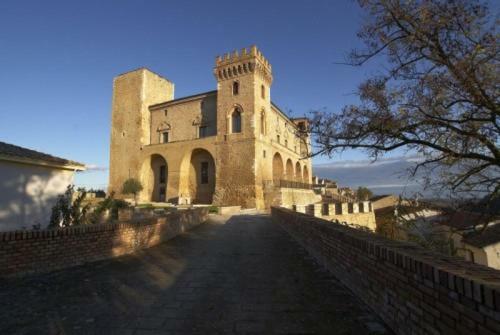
[213,46,273,208]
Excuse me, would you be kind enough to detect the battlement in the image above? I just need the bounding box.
[214,45,273,84]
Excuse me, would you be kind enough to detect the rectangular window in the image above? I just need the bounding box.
[263,150,266,158]
[201,162,209,184]
[162,132,169,143]
[199,126,208,138]
[159,165,166,183]
[277,135,280,143]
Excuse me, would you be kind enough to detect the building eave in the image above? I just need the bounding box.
[0,154,86,171]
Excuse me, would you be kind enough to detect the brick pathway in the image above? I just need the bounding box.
[0,213,390,334]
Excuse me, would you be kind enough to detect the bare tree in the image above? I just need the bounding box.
[310,0,499,207]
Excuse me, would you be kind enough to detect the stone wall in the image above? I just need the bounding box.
[0,208,208,277]
[272,207,500,335]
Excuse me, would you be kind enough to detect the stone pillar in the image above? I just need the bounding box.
[306,204,315,216]
[341,203,349,215]
[328,204,336,216]
[361,201,371,213]
[295,205,306,213]
[353,203,359,214]
[313,204,322,217]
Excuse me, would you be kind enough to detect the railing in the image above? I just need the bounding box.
[263,179,313,190]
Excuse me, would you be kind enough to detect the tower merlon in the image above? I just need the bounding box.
[214,45,273,84]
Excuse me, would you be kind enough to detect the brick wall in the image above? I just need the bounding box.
[272,207,500,335]
[0,207,208,277]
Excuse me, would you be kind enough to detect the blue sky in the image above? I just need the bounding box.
[0,0,389,189]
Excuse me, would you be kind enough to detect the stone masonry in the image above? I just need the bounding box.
[108,46,315,210]
[0,213,390,334]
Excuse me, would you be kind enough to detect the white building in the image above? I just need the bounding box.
[0,141,85,231]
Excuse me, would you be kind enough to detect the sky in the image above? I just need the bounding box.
[0,0,398,190]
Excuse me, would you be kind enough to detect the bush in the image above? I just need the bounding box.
[208,205,219,213]
[49,185,90,228]
[122,178,143,205]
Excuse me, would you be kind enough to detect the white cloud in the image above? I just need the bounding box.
[84,164,108,172]
[314,155,425,169]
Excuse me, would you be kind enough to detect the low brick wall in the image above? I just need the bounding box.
[0,207,208,277]
[272,207,500,335]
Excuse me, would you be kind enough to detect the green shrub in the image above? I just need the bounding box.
[122,178,143,205]
[208,205,219,214]
[49,185,90,228]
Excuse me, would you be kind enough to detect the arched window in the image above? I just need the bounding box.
[261,85,265,99]
[232,81,239,95]
[232,108,242,133]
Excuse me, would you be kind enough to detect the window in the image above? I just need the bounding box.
[232,81,239,95]
[159,165,166,183]
[263,150,266,158]
[159,186,166,202]
[285,139,288,147]
[161,131,169,143]
[232,108,242,133]
[199,126,208,138]
[260,111,266,135]
[201,162,209,184]
[277,135,280,143]
[261,85,265,99]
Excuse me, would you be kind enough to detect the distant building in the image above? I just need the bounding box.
[439,211,500,270]
[0,141,85,231]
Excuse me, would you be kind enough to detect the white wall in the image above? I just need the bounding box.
[0,161,76,231]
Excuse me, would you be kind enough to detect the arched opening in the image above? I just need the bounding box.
[303,165,309,183]
[189,149,216,204]
[286,159,294,180]
[150,154,167,202]
[231,108,242,133]
[295,162,302,181]
[272,153,284,183]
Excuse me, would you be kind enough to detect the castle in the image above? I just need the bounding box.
[108,46,318,210]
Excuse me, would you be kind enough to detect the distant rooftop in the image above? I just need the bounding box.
[0,141,85,170]
[463,223,500,248]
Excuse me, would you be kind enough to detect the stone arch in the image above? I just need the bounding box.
[285,159,294,180]
[146,154,168,202]
[188,149,216,204]
[272,153,284,182]
[295,162,302,181]
[303,165,310,183]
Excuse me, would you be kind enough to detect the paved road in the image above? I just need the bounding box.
[0,214,389,334]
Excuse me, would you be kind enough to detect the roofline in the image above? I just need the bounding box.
[0,154,86,171]
[115,67,173,83]
[149,90,217,111]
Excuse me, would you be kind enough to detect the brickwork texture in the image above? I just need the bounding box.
[272,207,500,335]
[0,207,208,277]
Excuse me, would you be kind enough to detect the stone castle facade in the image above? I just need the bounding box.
[108,46,315,209]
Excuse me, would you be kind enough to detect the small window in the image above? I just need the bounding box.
[260,111,266,135]
[232,81,239,95]
[199,126,208,138]
[261,85,265,99]
[232,108,242,133]
[263,150,266,158]
[159,165,166,183]
[161,132,169,143]
[201,162,209,184]
[285,139,288,147]
[277,135,280,143]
